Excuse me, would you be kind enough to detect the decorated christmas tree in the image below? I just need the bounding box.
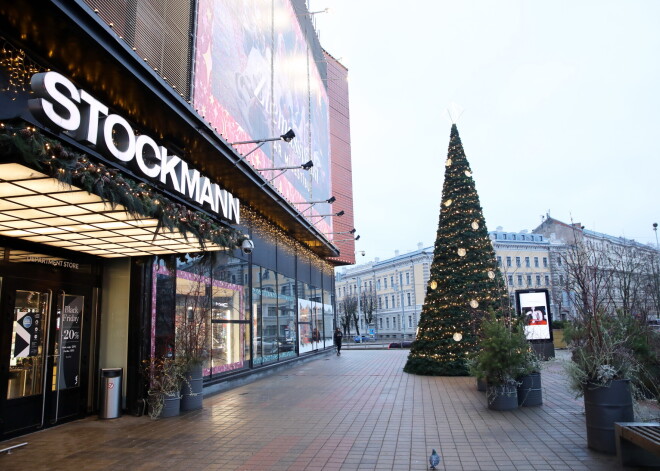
[404,123,508,376]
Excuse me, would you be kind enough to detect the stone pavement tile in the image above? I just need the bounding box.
[0,350,625,471]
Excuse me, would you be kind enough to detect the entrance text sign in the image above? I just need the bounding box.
[59,294,83,389]
[27,71,240,224]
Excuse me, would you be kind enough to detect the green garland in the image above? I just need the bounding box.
[0,120,244,251]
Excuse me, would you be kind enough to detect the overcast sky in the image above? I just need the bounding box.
[311,0,660,263]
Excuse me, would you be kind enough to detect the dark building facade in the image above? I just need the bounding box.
[0,0,352,439]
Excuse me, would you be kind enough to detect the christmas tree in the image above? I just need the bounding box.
[404,124,508,376]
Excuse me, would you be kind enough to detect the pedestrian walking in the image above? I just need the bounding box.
[333,328,343,355]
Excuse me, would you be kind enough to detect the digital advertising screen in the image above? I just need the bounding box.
[516,290,552,341]
[192,0,332,235]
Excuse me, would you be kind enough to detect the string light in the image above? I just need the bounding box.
[404,123,508,376]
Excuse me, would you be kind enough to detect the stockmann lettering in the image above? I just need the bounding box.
[28,71,240,224]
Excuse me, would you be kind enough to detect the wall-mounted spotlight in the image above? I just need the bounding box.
[298,7,331,17]
[308,210,344,218]
[326,228,355,235]
[292,195,336,213]
[257,160,313,185]
[230,129,296,165]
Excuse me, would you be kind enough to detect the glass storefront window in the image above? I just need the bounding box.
[322,289,333,346]
[298,282,322,353]
[252,265,263,366]
[277,273,297,359]
[260,269,278,364]
[209,279,245,375]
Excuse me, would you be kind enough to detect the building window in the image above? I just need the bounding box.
[497,256,502,266]
[406,272,410,285]
[379,318,383,329]
[508,275,514,285]
[545,275,550,286]
[385,298,389,309]
[408,315,412,328]
[378,297,382,309]
[393,316,397,328]
[557,256,562,266]
[512,234,516,240]
[559,275,564,284]
[407,292,411,306]
[536,275,541,285]
[534,257,539,267]
[377,280,381,290]
[386,318,390,329]
[384,278,387,289]
[516,257,521,267]
[392,295,395,307]
[502,234,507,240]
[517,275,523,286]
[525,257,530,267]
[390,276,394,287]
[369,280,372,289]
[506,256,512,267]
[543,257,548,268]
[527,275,532,285]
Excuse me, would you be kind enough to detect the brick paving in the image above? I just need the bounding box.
[0,349,628,470]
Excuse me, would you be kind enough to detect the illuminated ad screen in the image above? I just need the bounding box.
[193,0,332,235]
[516,290,552,341]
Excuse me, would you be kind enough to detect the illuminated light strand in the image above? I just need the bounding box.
[404,124,509,376]
[0,121,244,250]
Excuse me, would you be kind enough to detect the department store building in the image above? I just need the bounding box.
[0,0,354,438]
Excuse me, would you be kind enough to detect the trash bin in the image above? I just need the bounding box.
[99,368,123,419]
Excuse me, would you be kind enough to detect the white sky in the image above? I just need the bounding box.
[312,0,660,262]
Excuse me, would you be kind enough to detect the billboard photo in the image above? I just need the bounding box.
[515,289,552,341]
[192,0,332,235]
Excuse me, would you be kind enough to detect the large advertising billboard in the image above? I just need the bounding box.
[193,0,332,235]
[515,289,553,341]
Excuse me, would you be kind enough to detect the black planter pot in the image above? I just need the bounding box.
[181,364,204,411]
[517,373,543,406]
[476,377,487,392]
[583,379,634,454]
[160,392,181,418]
[487,383,518,411]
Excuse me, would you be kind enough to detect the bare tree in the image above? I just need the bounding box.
[338,295,357,335]
[360,288,377,328]
[603,242,652,320]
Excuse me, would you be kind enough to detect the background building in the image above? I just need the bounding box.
[336,244,433,340]
[534,216,660,321]
[489,228,558,317]
[0,0,353,439]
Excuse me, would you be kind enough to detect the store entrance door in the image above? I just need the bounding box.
[0,278,91,437]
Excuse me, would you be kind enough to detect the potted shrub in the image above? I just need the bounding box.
[143,356,185,419]
[516,346,543,407]
[564,313,636,454]
[470,314,528,411]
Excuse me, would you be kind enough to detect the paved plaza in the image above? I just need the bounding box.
[0,349,638,470]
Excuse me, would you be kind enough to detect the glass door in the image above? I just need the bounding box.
[1,285,52,435]
[0,280,89,437]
